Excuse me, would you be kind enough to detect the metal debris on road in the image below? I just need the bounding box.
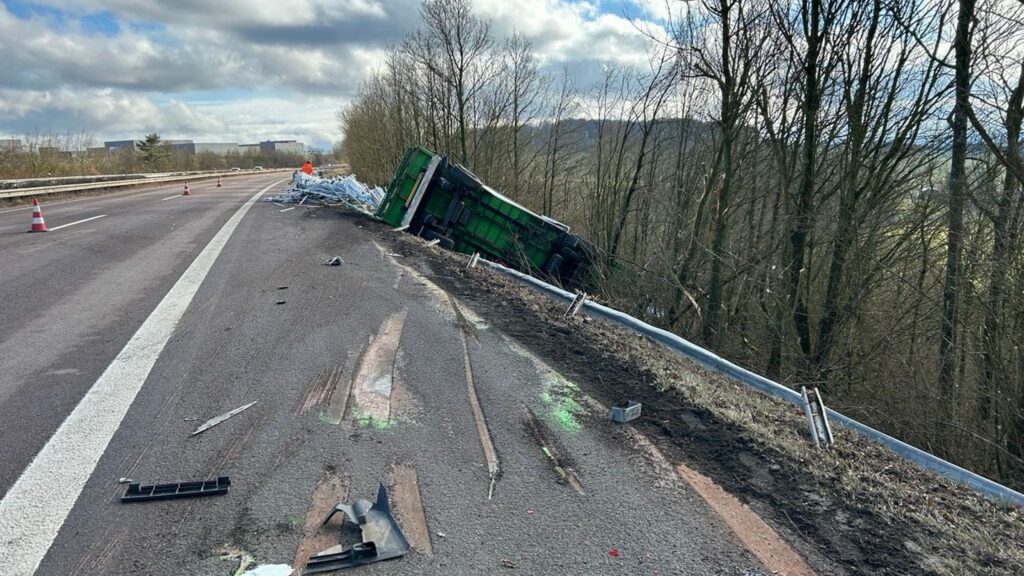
[435,531,446,538]
[117,477,133,484]
[120,476,231,503]
[424,239,440,247]
[501,559,518,568]
[610,401,642,424]
[266,172,384,214]
[324,256,345,266]
[190,401,258,436]
[303,483,410,573]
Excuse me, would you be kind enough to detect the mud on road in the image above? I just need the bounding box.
[340,209,1024,576]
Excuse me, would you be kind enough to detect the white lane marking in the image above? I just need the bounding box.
[0,179,285,575]
[279,207,295,212]
[47,214,106,231]
[161,194,180,201]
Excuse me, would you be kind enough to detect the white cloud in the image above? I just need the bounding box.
[0,0,666,148]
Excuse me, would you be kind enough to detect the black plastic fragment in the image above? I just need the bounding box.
[120,476,230,503]
[302,483,410,573]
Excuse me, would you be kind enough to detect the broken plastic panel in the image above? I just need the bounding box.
[302,483,410,574]
[120,476,230,503]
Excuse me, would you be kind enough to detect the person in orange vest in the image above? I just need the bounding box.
[301,160,314,175]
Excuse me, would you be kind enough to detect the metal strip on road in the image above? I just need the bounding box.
[47,215,106,231]
[0,179,285,576]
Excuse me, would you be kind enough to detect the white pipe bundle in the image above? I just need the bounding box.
[267,171,385,213]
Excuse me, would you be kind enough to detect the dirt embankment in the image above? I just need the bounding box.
[347,210,1023,576]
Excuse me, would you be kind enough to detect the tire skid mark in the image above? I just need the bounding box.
[674,462,816,576]
[388,463,433,556]
[348,311,406,426]
[450,297,501,499]
[525,408,585,495]
[291,472,349,574]
[323,344,364,425]
[69,525,119,576]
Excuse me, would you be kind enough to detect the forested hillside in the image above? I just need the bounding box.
[339,0,1024,490]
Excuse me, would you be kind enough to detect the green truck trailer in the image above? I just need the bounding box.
[376,146,596,289]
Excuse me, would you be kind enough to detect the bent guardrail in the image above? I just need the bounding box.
[479,258,1024,507]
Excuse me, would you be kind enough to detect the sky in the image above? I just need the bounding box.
[0,0,670,151]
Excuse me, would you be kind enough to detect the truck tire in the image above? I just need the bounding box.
[445,164,484,192]
[422,228,455,250]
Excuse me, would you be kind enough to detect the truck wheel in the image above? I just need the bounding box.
[445,164,484,192]
[422,228,455,250]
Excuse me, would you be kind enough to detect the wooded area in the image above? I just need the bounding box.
[339,0,1024,490]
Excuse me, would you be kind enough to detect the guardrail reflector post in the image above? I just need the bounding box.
[801,386,834,448]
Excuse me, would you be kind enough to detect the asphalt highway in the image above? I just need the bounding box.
[0,175,774,575]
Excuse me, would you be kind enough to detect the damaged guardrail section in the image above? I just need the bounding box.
[478,259,1024,508]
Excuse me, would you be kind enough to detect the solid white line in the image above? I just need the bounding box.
[0,179,284,575]
[161,194,180,201]
[47,214,106,231]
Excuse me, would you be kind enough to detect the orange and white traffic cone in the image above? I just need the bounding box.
[29,198,48,232]
[182,181,191,196]
[216,177,222,188]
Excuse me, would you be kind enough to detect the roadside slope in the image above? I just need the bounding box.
[368,212,1024,576]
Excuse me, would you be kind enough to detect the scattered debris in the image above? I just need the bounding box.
[393,224,409,232]
[280,207,295,213]
[800,386,834,448]
[117,477,133,484]
[120,476,230,503]
[424,239,440,248]
[190,401,258,436]
[183,416,199,422]
[609,549,620,557]
[219,545,255,576]
[501,559,518,568]
[266,172,384,213]
[277,286,288,290]
[525,408,585,494]
[324,256,345,266]
[435,531,446,539]
[386,252,403,258]
[610,400,642,424]
[467,252,480,269]
[303,483,410,573]
[240,565,293,576]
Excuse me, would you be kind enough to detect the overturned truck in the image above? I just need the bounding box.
[376,146,597,289]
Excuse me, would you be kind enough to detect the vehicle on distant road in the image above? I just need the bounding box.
[230,167,241,172]
[253,166,263,171]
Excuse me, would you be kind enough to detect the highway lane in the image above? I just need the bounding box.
[0,174,286,498]
[0,180,779,575]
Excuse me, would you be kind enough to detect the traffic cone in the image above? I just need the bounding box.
[216,177,222,188]
[29,198,48,232]
[182,181,191,196]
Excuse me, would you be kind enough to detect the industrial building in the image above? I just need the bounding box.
[100,139,304,155]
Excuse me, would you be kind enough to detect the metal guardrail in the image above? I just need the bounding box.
[0,169,293,200]
[479,259,1024,507]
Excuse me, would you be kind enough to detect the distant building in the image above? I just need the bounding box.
[239,144,261,154]
[104,140,139,152]
[193,142,240,155]
[259,140,304,154]
[0,138,21,149]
